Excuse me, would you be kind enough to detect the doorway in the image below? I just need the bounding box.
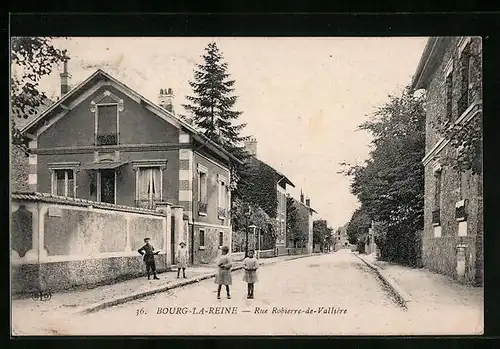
[99,169,115,204]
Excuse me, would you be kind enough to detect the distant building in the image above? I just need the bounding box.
[411,37,483,285]
[335,223,350,249]
[287,193,316,254]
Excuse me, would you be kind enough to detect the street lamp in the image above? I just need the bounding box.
[249,224,257,256]
[257,226,261,259]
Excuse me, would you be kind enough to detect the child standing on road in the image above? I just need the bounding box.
[176,241,188,278]
[243,250,259,299]
[138,238,160,280]
[215,246,232,299]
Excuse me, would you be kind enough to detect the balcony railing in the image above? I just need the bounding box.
[198,201,208,215]
[135,199,162,210]
[96,133,118,146]
[217,207,226,218]
[432,209,441,226]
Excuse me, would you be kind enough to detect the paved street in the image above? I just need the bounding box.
[12,250,483,336]
[17,250,403,335]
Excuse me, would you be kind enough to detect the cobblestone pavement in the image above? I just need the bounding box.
[12,250,482,335]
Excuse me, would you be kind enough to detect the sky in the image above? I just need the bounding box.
[33,37,428,228]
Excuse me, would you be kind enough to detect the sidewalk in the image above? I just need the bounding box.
[357,253,484,334]
[12,254,310,316]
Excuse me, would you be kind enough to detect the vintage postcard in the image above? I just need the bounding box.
[10,36,483,336]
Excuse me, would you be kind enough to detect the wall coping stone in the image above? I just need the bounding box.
[11,191,170,217]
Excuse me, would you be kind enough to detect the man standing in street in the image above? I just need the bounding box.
[138,237,160,280]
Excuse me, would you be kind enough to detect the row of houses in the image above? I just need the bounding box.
[10,64,316,292]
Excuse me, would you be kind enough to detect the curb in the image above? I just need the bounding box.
[353,253,412,308]
[78,254,311,314]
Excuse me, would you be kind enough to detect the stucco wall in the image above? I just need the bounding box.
[191,225,231,265]
[11,145,29,192]
[11,198,170,293]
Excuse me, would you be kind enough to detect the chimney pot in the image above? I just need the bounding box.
[60,60,71,96]
[159,87,174,114]
[244,138,257,157]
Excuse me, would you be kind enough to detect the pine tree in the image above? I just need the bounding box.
[182,42,251,197]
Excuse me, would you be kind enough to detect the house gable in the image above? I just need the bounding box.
[37,84,180,149]
[22,69,242,165]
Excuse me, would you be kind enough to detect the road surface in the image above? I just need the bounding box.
[40,250,418,335]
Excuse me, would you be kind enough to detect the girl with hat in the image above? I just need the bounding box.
[176,241,188,278]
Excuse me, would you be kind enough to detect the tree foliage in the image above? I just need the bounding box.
[230,197,277,251]
[313,220,332,250]
[237,157,279,219]
[341,86,425,264]
[11,37,69,145]
[346,207,371,246]
[181,42,251,198]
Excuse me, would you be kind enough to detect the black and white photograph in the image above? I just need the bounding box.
[10,35,483,335]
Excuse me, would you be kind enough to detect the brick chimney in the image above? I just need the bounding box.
[60,60,71,96]
[244,138,257,156]
[306,197,310,207]
[300,190,304,204]
[158,88,174,113]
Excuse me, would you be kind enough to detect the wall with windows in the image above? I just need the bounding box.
[192,151,231,226]
[421,37,483,285]
[36,149,180,208]
[191,225,231,265]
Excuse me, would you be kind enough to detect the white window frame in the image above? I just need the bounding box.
[48,162,80,198]
[132,159,167,204]
[217,174,228,218]
[197,164,208,207]
[90,90,124,146]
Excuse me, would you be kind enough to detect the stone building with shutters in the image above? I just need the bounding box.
[15,67,242,272]
[411,37,483,285]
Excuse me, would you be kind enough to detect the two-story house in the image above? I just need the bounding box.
[242,139,295,255]
[19,67,242,266]
[411,37,483,285]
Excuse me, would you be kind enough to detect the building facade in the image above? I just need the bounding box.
[287,194,315,254]
[411,37,483,285]
[18,69,240,267]
[241,140,295,255]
